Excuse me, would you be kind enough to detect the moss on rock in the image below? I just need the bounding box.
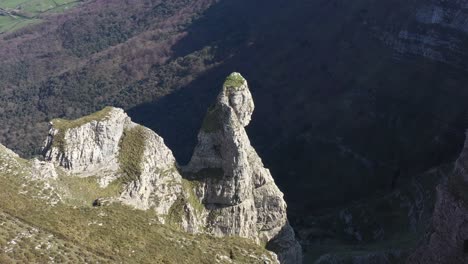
[201,105,223,133]
[223,72,246,90]
[182,179,205,215]
[167,197,186,228]
[117,126,147,184]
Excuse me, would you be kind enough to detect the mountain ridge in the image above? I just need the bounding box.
[4,0,468,214]
[0,72,301,263]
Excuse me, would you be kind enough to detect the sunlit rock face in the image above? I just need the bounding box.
[42,107,129,176]
[40,107,198,229]
[39,73,301,264]
[185,72,302,264]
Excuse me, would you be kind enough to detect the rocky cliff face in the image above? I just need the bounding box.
[382,0,468,66]
[184,72,302,263]
[39,72,301,263]
[41,107,192,227]
[407,131,468,263]
[42,107,129,183]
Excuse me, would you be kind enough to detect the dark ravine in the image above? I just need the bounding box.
[298,163,449,263]
[307,130,468,263]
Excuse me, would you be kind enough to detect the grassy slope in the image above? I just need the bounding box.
[0,0,79,33]
[0,210,111,263]
[0,145,274,263]
[117,125,147,184]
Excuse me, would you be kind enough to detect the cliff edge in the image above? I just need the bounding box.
[40,72,302,263]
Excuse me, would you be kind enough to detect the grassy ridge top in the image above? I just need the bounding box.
[50,107,114,152]
[50,106,114,131]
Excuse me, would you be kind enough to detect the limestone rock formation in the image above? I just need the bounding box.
[41,107,196,227]
[39,72,301,263]
[42,107,128,178]
[0,143,279,263]
[407,131,468,263]
[185,72,302,264]
[31,159,58,180]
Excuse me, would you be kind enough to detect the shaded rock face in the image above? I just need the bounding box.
[39,73,301,263]
[407,183,468,264]
[185,72,302,264]
[408,132,468,263]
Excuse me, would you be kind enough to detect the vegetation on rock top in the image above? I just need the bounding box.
[50,107,114,152]
[51,106,113,131]
[182,178,205,215]
[223,73,246,90]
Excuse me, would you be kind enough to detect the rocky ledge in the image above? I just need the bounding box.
[39,72,302,263]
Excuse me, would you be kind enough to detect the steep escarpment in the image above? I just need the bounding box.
[38,73,301,263]
[407,131,468,263]
[184,73,302,263]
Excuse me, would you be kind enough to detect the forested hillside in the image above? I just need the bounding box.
[2,0,468,217]
[0,0,216,154]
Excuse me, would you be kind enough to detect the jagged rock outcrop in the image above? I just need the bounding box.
[407,131,468,263]
[185,72,302,264]
[39,72,301,263]
[42,107,128,176]
[41,107,197,228]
